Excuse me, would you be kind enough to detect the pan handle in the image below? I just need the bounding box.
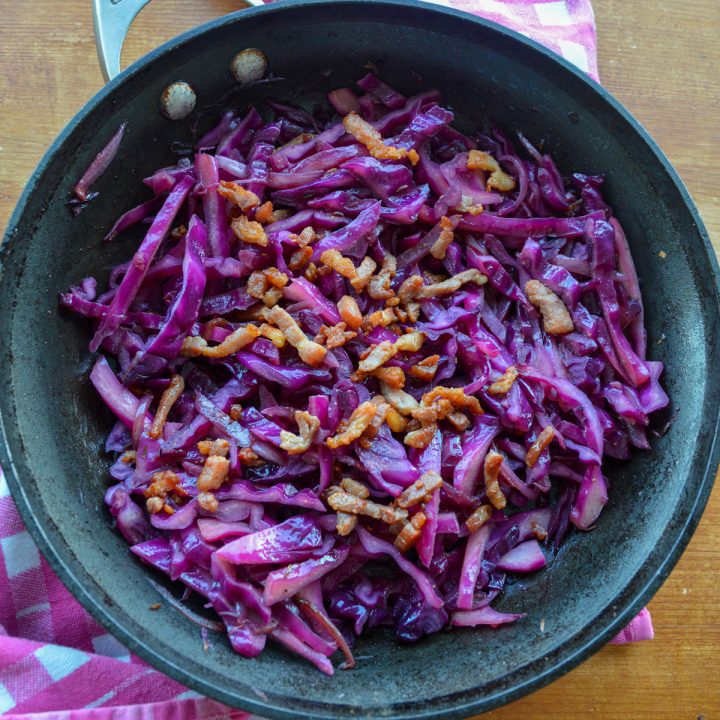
[92,0,265,82]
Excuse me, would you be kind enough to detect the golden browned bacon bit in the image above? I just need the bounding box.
[415,269,487,299]
[259,323,287,348]
[484,450,506,510]
[254,201,274,224]
[367,255,397,301]
[430,216,455,260]
[247,270,269,300]
[341,477,370,499]
[396,471,443,509]
[531,520,548,542]
[404,421,438,449]
[181,324,260,358]
[525,280,574,335]
[405,301,421,322]
[525,426,556,468]
[343,112,415,163]
[327,490,405,525]
[265,267,289,289]
[374,366,406,389]
[419,386,483,421]
[304,263,319,282]
[386,296,401,308]
[320,249,358,280]
[488,365,518,396]
[335,513,358,537]
[408,355,440,382]
[146,497,165,514]
[121,450,137,464]
[397,275,423,304]
[457,196,484,215]
[365,307,396,328]
[326,401,377,449]
[293,226,317,247]
[361,396,390,447]
[197,491,219,513]
[447,411,470,432]
[229,405,243,421]
[148,375,185,440]
[354,341,396,377]
[268,305,327,367]
[394,331,425,353]
[381,382,419,416]
[217,181,260,211]
[466,150,516,192]
[262,287,283,308]
[279,410,320,455]
[385,406,408,433]
[288,246,313,272]
[238,446,263,466]
[315,322,357,349]
[145,469,185,514]
[197,438,231,457]
[394,512,427,552]
[337,295,363,331]
[466,503,493,533]
[350,256,377,292]
[231,215,268,247]
[270,209,291,223]
[197,454,230,492]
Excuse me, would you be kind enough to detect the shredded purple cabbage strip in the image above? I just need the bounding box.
[63,74,668,675]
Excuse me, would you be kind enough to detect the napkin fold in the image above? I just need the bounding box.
[0,2,652,717]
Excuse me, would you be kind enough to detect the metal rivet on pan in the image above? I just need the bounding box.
[230,48,268,85]
[160,81,197,120]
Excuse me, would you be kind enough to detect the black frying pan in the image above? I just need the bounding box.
[1,1,719,718]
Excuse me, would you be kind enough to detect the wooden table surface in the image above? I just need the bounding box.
[1,1,718,718]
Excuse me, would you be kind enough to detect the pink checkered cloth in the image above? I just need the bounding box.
[0,2,651,717]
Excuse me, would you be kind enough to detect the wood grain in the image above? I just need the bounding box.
[0,2,718,718]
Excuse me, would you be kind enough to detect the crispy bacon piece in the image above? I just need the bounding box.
[288,246,313,272]
[264,267,289,288]
[334,478,370,536]
[355,341,396,375]
[531,520,548,541]
[279,410,320,455]
[367,255,397,300]
[254,201,274,224]
[304,263,318,282]
[148,375,185,439]
[525,280,574,335]
[326,401,377,449]
[416,269,487,298]
[350,256,377,292]
[466,150,516,192]
[217,181,260,211]
[430,216,455,260]
[197,454,230,492]
[396,471,443,509]
[198,492,219,513]
[320,249,358,280]
[315,322,357,349]
[327,490,404,525]
[259,323,287,348]
[415,386,483,424]
[381,382,419,416]
[268,305,327,367]
[361,395,390,446]
[466,503,493,533]
[408,355,440,383]
[145,470,182,499]
[197,438,231,457]
[397,275,424,303]
[337,295,363,330]
[374,366,405,389]
[385,406,408,433]
[404,421,438,449]
[447,411,470,431]
[343,112,416,163]
[247,271,269,299]
[365,307,396,328]
[231,215,268,247]
[181,324,260,358]
[488,365,518,395]
[526,426,556,467]
[394,512,427,552]
[394,331,425,353]
[295,226,317,247]
[484,450,506,510]
[146,497,165,514]
[238,447,263,466]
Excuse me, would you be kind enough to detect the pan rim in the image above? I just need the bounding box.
[1,0,719,717]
